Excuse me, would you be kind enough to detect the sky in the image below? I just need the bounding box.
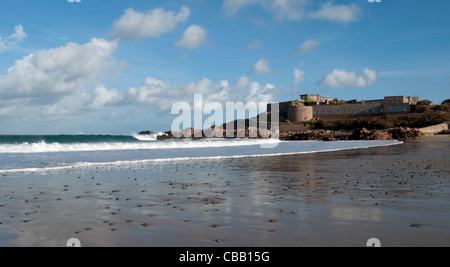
[0,0,449,135]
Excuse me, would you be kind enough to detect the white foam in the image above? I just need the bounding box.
[131,132,159,141]
[0,140,403,174]
[0,138,281,154]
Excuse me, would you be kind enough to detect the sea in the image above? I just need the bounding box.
[0,133,402,173]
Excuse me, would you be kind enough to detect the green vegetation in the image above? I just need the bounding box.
[329,98,346,105]
[417,100,433,105]
[302,97,313,106]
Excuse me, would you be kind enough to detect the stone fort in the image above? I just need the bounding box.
[268,94,421,123]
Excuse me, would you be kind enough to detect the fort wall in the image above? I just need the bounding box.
[268,94,420,123]
[288,106,313,123]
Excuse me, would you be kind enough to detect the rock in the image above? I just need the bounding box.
[349,128,392,140]
[139,130,155,135]
[388,127,423,140]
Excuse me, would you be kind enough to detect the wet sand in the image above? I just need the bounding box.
[0,135,449,247]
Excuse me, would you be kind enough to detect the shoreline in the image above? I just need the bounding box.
[0,139,402,175]
[0,135,449,247]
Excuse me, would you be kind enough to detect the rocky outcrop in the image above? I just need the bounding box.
[388,127,424,140]
[280,130,352,141]
[155,127,275,140]
[279,127,423,141]
[153,127,424,141]
[419,123,449,135]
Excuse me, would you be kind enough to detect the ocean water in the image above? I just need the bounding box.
[0,134,402,173]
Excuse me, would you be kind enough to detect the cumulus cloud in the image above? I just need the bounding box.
[89,84,123,110]
[292,39,320,55]
[308,2,361,23]
[250,58,272,74]
[223,0,360,22]
[0,38,118,100]
[125,75,275,113]
[318,68,378,88]
[0,25,27,52]
[174,25,207,50]
[293,68,305,85]
[111,6,190,40]
[10,25,27,42]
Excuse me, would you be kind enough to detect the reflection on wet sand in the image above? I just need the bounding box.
[0,136,449,246]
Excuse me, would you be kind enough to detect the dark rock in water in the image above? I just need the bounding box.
[139,130,155,135]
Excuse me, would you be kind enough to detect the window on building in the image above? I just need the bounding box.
[366,109,369,113]
[321,110,325,115]
[357,109,361,113]
[381,108,383,113]
[337,110,340,114]
[351,109,354,114]
[343,110,346,114]
[315,110,319,115]
[372,108,375,113]
[389,107,393,113]
[329,110,333,115]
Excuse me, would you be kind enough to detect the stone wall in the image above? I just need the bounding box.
[288,106,313,123]
[313,102,384,120]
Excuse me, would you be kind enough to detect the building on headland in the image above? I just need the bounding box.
[268,94,421,123]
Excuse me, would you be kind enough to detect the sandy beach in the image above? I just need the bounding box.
[0,135,449,247]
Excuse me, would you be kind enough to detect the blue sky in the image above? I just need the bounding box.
[0,0,449,134]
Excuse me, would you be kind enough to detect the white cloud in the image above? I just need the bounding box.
[292,39,320,55]
[111,6,190,40]
[293,68,305,85]
[0,25,27,53]
[0,38,7,52]
[272,0,308,21]
[10,25,27,42]
[318,68,378,88]
[223,0,360,22]
[89,84,123,110]
[251,58,272,74]
[125,75,276,113]
[246,39,263,50]
[175,25,207,50]
[309,2,361,23]
[0,38,118,100]
[224,0,307,21]
[223,0,258,16]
